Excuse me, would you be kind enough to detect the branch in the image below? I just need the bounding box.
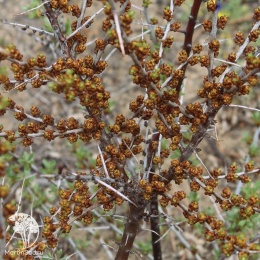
[1,19,54,37]
[42,0,71,57]
[115,204,144,260]
[175,0,203,93]
[66,7,104,41]
[150,194,162,260]
[15,1,51,16]
[165,105,219,183]
[147,132,162,260]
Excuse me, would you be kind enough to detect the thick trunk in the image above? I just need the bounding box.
[115,204,144,260]
[150,194,162,260]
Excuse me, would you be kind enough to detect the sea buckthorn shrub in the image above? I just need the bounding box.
[0,0,260,259]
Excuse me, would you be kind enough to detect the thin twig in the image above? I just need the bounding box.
[66,7,104,41]
[97,145,110,179]
[1,20,54,37]
[95,178,137,207]
[228,104,260,112]
[42,0,71,57]
[77,0,88,30]
[15,0,51,16]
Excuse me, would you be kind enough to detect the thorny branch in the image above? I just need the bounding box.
[42,0,71,57]
[176,0,203,93]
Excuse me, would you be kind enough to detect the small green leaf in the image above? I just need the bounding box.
[187,191,199,202]
[249,144,260,157]
[41,159,57,174]
[252,111,260,126]
[65,19,72,35]
[0,96,10,110]
[0,66,7,76]
[238,219,247,227]
[18,152,34,171]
